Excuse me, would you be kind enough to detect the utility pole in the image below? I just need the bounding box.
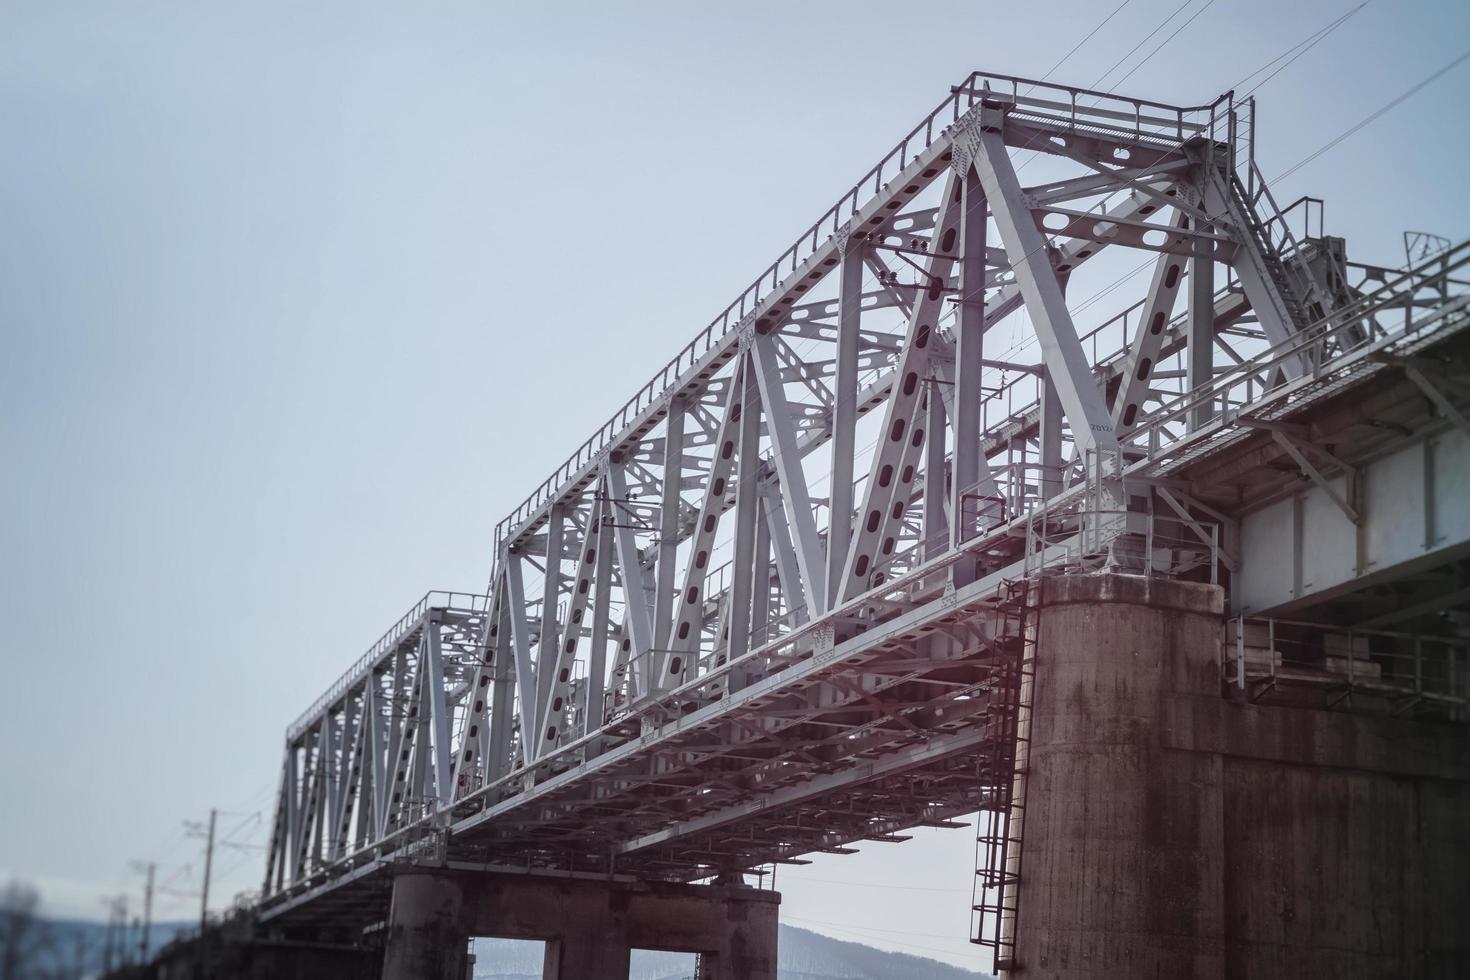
[197,809,217,933]
[100,901,113,973]
[187,808,218,980]
[131,860,156,963]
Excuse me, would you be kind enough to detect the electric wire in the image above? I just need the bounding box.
[1275,48,1470,182]
[1232,2,1370,98]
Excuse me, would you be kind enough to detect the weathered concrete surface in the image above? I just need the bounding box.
[381,872,468,980]
[381,871,779,980]
[1013,572,1470,980]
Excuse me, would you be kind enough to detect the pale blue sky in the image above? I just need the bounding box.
[2,0,1467,968]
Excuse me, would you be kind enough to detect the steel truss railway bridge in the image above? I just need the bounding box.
[251,72,1470,978]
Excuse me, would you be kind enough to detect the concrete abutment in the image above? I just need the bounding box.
[1015,573,1470,979]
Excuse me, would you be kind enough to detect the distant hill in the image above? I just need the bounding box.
[34,918,989,980]
[473,924,989,980]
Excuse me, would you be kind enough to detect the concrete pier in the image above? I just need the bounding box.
[380,871,779,980]
[1015,573,1470,979]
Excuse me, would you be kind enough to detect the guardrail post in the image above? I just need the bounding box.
[1236,616,1245,690]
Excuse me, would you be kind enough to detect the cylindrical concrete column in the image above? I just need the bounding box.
[1012,573,1226,980]
[703,888,779,980]
[542,933,631,980]
[381,873,469,980]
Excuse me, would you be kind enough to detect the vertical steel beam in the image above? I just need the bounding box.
[951,163,986,583]
[504,554,538,747]
[1188,215,1216,431]
[330,696,362,858]
[752,333,826,616]
[451,580,502,798]
[923,387,949,559]
[751,497,772,648]
[727,364,762,661]
[354,689,377,847]
[536,505,566,717]
[486,595,516,782]
[654,399,686,650]
[379,648,410,835]
[828,238,863,606]
[606,461,655,697]
[422,616,452,805]
[366,676,386,838]
[585,502,614,735]
[320,713,341,864]
[759,478,807,629]
[1039,369,1063,501]
[838,174,964,601]
[284,745,301,882]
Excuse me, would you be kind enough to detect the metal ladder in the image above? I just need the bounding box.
[972,578,1036,974]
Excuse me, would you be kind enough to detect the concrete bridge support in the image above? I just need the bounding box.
[381,871,779,980]
[1015,573,1470,979]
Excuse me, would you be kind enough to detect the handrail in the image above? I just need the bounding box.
[1125,240,1470,450]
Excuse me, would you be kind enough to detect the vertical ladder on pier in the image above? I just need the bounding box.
[972,578,1036,975]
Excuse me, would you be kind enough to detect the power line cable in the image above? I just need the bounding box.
[1087,0,1196,92]
[1029,0,1134,91]
[1234,2,1370,97]
[1275,48,1470,182]
[1107,0,1219,91]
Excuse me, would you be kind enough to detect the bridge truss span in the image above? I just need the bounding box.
[259,71,1470,969]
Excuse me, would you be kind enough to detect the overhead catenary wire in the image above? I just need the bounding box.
[1233,1,1371,98]
[1275,48,1470,182]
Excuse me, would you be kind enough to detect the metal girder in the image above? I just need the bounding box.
[836,172,964,601]
[422,617,452,805]
[1198,171,1308,379]
[329,695,363,859]
[535,506,566,720]
[951,161,985,580]
[1188,214,1217,432]
[829,237,863,608]
[758,478,806,631]
[452,584,501,798]
[1156,487,1238,572]
[752,332,827,617]
[584,500,614,734]
[502,556,539,751]
[923,385,949,559]
[727,364,763,660]
[1404,363,1470,437]
[1112,210,1187,434]
[606,461,656,698]
[1270,429,1361,525]
[666,355,750,683]
[968,108,1121,465]
[654,399,686,650]
[534,492,606,758]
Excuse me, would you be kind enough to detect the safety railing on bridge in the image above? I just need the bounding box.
[1121,239,1470,462]
[1226,616,1469,721]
